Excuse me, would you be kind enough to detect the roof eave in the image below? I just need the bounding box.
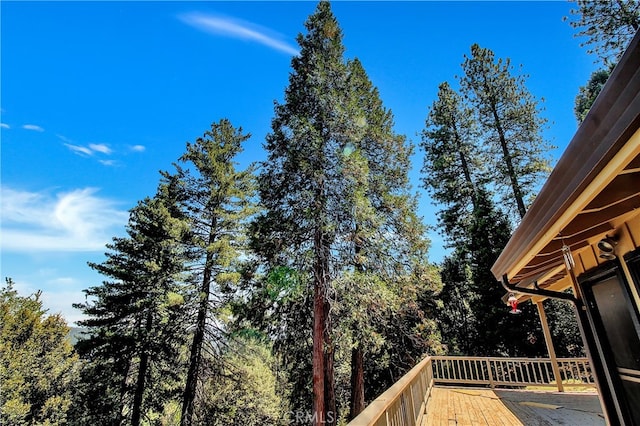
[492,30,640,283]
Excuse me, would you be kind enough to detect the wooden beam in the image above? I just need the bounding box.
[582,173,640,212]
[562,197,640,237]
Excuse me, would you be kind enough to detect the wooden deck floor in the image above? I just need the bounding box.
[424,386,605,426]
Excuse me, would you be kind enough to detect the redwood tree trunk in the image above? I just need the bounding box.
[312,224,330,426]
[349,346,365,420]
[312,276,326,426]
[349,232,365,420]
[324,325,337,426]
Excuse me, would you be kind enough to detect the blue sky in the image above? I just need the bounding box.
[1,1,598,324]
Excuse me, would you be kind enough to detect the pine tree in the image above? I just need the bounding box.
[460,44,552,220]
[166,119,256,426]
[421,81,483,247]
[422,53,554,356]
[565,0,640,66]
[73,192,189,425]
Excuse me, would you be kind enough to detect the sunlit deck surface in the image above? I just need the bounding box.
[424,386,604,426]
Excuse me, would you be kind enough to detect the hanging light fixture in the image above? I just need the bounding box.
[598,236,617,260]
[507,293,521,314]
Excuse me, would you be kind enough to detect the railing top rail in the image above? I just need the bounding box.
[431,356,590,362]
[348,355,432,425]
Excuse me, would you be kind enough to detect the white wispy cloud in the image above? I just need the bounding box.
[23,124,45,132]
[130,144,146,152]
[89,143,112,154]
[179,12,299,56]
[60,137,122,167]
[1,123,10,129]
[1,186,129,252]
[64,143,93,156]
[56,134,74,143]
[64,141,113,160]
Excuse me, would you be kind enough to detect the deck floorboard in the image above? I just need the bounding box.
[424,387,605,425]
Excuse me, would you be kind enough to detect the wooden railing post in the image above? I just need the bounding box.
[486,359,495,388]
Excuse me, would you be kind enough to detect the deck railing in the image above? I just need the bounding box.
[347,356,434,426]
[431,356,594,389]
[348,356,594,426]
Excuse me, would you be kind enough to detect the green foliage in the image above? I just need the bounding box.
[229,263,314,417]
[437,252,477,355]
[72,193,190,425]
[565,0,640,66]
[574,67,612,124]
[201,337,283,425]
[164,118,257,425]
[567,0,638,136]
[464,190,545,357]
[1,279,79,425]
[544,296,585,358]
[460,44,553,220]
[421,81,482,247]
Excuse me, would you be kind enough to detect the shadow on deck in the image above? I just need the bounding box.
[425,386,604,426]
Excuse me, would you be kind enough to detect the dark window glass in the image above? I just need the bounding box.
[591,275,640,370]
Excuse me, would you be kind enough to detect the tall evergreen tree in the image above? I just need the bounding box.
[166,119,256,426]
[460,44,552,220]
[565,0,640,66]
[343,58,442,419]
[421,81,483,247]
[73,191,189,426]
[253,4,442,422]
[251,3,351,423]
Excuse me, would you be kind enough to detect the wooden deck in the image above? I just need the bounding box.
[424,387,605,426]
